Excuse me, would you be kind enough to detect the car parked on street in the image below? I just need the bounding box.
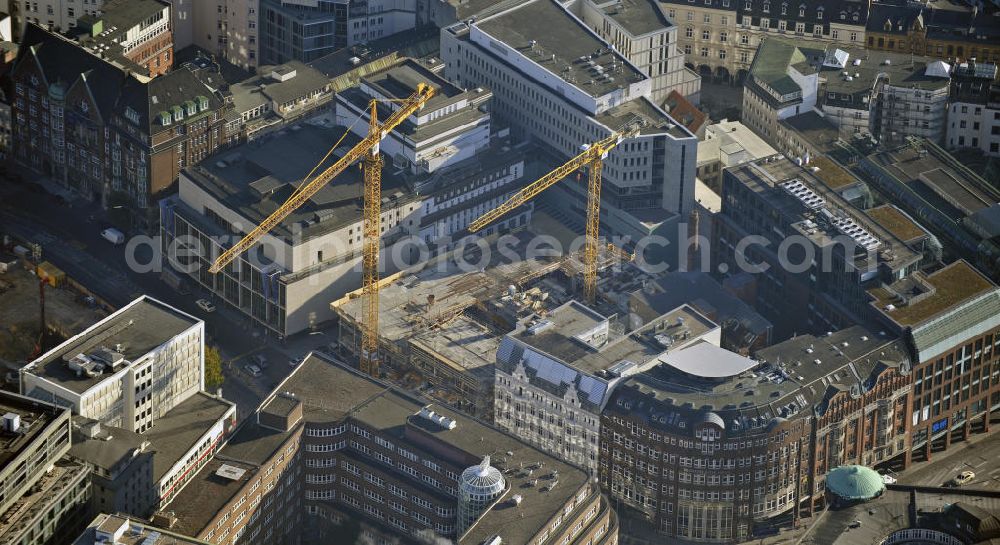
[196,299,216,313]
[952,470,976,486]
[243,364,262,378]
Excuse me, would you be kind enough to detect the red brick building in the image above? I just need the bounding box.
[11,23,235,229]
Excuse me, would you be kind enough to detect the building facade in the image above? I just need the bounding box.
[713,157,924,339]
[0,392,92,545]
[600,327,910,541]
[868,261,1000,465]
[441,0,699,257]
[576,0,701,103]
[946,61,1000,157]
[11,24,235,229]
[658,0,866,84]
[495,301,718,473]
[865,2,1000,65]
[258,0,417,65]
[21,296,205,434]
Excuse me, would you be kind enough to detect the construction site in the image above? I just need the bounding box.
[330,229,653,420]
[0,262,107,374]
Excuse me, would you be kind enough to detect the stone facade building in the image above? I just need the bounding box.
[11,24,235,229]
[659,0,867,83]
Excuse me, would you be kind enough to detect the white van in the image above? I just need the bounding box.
[101,228,125,245]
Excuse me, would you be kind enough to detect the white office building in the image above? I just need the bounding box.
[21,296,205,434]
[440,0,698,259]
[575,0,701,104]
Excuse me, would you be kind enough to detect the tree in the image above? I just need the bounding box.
[204,346,224,390]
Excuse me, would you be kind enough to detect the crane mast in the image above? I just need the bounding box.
[361,101,383,376]
[206,84,435,378]
[207,84,435,274]
[467,126,637,304]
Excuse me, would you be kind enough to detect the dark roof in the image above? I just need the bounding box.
[24,296,200,395]
[15,24,224,135]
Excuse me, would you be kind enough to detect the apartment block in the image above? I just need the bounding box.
[495,300,719,473]
[11,24,236,229]
[658,0,866,84]
[946,61,1000,157]
[21,296,205,434]
[6,0,104,34]
[601,326,910,541]
[0,391,92,545]
[441,0,699,257]
[575,0,701,103]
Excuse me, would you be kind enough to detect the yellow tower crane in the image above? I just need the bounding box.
[208,83,436,376]
[467,126,638,304]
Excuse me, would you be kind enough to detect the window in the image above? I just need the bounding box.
[686,26,694,38]
[719,49,727,59]
[687,11,694,21]
[817,8,823,19]
[763,2,770,12]
[702,30,710,40]
[701,47,709,57]
[722,15,729,25]
[684,44,692,54]
[720,32,728,42]
[704,14,711,23]
[850,31,858,41]
[740,34,749,44]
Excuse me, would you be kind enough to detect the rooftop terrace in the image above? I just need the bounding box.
[868,260,996,327]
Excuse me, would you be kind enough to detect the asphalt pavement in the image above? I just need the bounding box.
[0,177,338,422]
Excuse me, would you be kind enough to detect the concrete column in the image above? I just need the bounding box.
[902,447,912,470]
[964,420,971,441]
[924,438,932,462]
[944,426,952,450]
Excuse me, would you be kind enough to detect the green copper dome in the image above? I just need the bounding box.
[826,465,885,501]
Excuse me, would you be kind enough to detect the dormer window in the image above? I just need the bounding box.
[780,2,786,14]
[763,2,770,12]
[198,95,209,111]
[817,8,823,19]
[159,111,172,125]
[172,105,184,121]
[185,100,197,116]
[799,4,806,16]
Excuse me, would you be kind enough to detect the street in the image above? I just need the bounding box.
[896,427,1000,491]
[0,177,338,422]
